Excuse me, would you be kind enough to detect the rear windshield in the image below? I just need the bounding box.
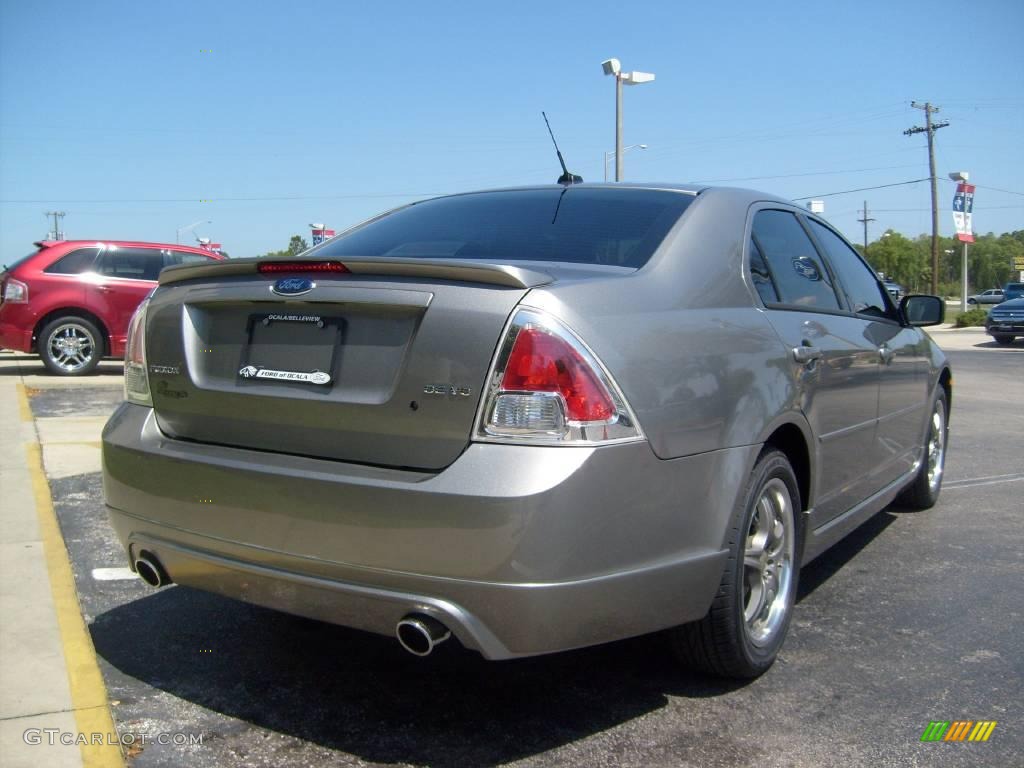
[317,188,694,268]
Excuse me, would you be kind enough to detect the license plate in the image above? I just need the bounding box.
[239,313,343,387]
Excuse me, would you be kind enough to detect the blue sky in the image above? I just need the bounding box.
[1,0,1021,258]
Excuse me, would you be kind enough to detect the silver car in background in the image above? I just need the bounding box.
[102,185,951,678]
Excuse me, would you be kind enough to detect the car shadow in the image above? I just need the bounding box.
[972,339,1023,349]
[797,510,897,601]
[0,353,124,376]
[91,589,748,766]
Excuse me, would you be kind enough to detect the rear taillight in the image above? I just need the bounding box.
[257,261,349,274]
[124,298,151,406]
[476,309,643,445]
[2,278,28,303]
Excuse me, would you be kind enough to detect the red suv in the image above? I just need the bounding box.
[1,240,224,375]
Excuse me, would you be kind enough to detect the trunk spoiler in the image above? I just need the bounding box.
[159,257,554,289]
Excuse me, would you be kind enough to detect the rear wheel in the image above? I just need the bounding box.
[671,449,800,679]
[38,316,103,376]
[992,334,1015,345]
[896,388,948,510]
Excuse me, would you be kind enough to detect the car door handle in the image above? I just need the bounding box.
[878,344,895,364]
[96,284,112,292]
[792,345,822,364]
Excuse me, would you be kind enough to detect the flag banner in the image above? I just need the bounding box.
[952,183,975,243]
[311,228,335,246]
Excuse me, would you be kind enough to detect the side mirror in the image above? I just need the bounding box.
[901,295,945,327]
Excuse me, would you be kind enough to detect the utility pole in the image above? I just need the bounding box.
[44,211,66,240]
[904,102,949,295]
[857,200,875,252]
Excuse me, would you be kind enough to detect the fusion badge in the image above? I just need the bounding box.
[239,366,331,385]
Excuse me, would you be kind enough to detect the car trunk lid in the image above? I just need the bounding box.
[144,259,546,470]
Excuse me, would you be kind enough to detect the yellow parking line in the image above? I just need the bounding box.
[16,382,33,422]
[25,435,124,768]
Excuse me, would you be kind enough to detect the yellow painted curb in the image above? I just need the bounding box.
[26,438,124,768]
[16,382,33,422]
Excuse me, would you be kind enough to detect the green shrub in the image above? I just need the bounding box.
[955,307,988,327]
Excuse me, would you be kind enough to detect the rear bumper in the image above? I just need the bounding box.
[0,305,34,352]
[103,403,756,658]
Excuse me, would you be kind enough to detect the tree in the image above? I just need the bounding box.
[864,228,1024,296]
[257,235,310,259]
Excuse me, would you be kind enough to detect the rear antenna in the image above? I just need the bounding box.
[542,112,583,185]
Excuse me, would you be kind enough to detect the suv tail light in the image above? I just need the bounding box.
[475,309,643,445]
[124,298,151,406]
[2,278,28,303]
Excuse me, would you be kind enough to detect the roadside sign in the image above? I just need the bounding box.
[952,183,975,243]
[1013,256,1024,271]
[311,228,335,246]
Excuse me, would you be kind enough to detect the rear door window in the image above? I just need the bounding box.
[748,237,780,304]
[95,247,165,281]
[751,210,841,310]
[44,247,100,275]
[807,220,894,319]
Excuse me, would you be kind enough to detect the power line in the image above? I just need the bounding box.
[942,181,1024,198]
[1,193,444,204]
[690,164,920,184]
[793,178,930,200]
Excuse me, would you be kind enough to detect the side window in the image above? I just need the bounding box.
[748,237,779,304]
[170,250,218,265]
[95,247,165,281]
[808,220,892,318]
[751,210,841,310]
[44,247,99,275]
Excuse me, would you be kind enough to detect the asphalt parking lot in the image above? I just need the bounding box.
[4,329,1023,767]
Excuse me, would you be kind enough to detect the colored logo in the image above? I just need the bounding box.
[920,721,997,742]
[271,278,314,296]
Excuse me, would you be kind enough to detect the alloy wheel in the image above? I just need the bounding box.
[46,323,97,373]
[743,477,795,648]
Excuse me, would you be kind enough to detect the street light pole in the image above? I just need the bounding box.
[602,59,655,182]
[615,73,623,182]
[177,219,210,244]
[604,144,648,182]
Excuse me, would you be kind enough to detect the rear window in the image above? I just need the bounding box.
[44,247,99,275]
[317,188,694,268]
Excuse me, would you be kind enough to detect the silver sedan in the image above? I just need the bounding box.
[103,184,951,679]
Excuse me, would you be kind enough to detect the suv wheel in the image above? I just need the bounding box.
[39,316,103,376]
[671,449,800,678]
[992,334,1015,345]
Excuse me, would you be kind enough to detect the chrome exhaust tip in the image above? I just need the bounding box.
[134,553,170,588]
[396,614,451,657]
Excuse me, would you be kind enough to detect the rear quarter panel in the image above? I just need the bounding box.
[524,188,799,461]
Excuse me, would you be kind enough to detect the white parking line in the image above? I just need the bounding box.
[91,567,138,581]
[944,473,1024,490]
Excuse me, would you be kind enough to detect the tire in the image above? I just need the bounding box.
[671,449,801,679]
[895,388,948,510]
[967,298,977,305]
[38,316,104,376]
[992,334,1015,345]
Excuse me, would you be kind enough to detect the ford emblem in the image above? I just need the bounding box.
[271,277,314,296]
